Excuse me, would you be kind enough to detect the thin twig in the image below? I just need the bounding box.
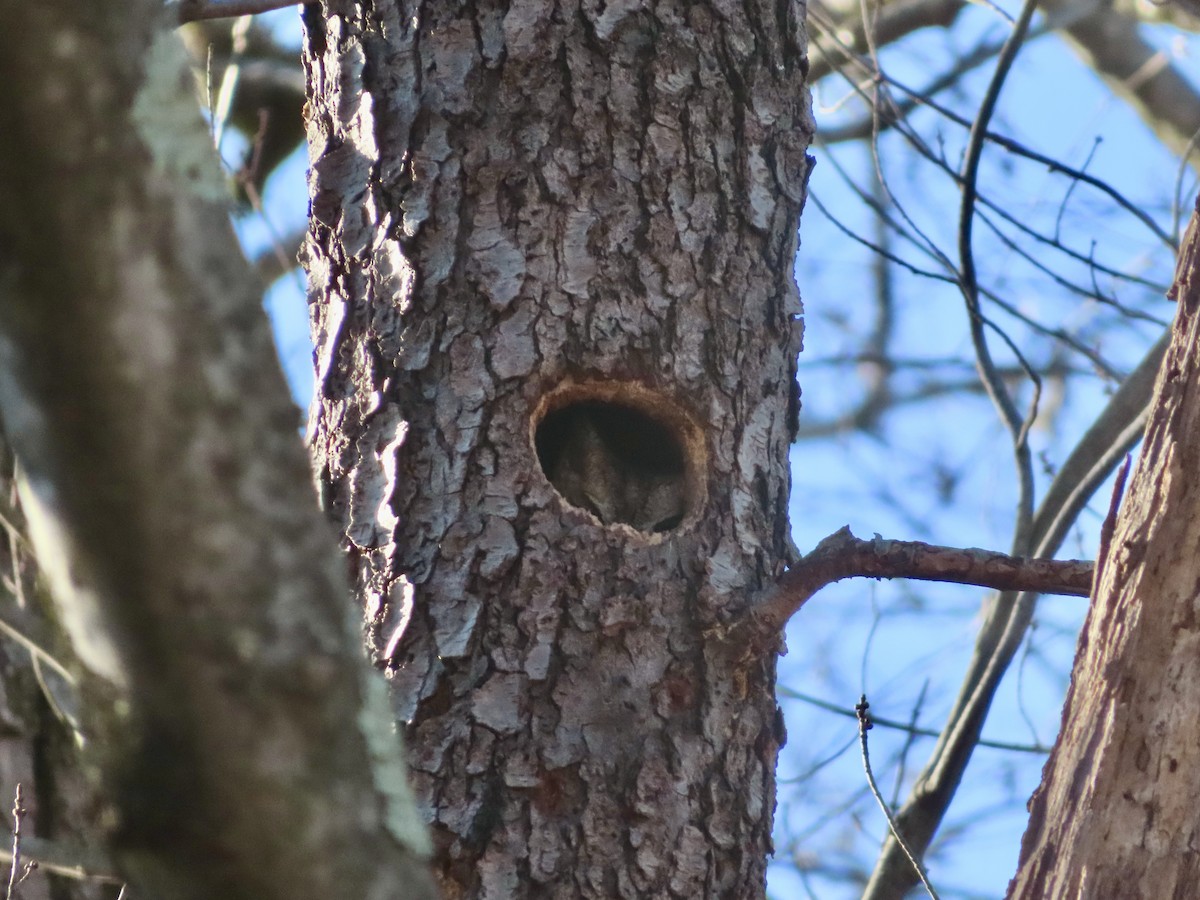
[817,30,1031,145]
[5,785,21,900]
[957,0,1041,552]
[813,0,1176,250]
[211,15,254,150]
[777,687,1052,754]
[901,82,1175,249]
[890,682,930,809]
[0,614,75,687]
[0,830,119,886]
[813,150,1136,378]
[1053,137,1099,243]
[856,696,940,900]
[975,208,1169,328]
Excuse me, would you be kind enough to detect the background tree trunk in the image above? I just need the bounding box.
[0,5,434,898]
[303,1,812,896]
[1008,200,1200,897]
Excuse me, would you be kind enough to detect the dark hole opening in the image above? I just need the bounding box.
[535,400,688,533]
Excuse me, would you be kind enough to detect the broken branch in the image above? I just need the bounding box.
[751,526,1093,634]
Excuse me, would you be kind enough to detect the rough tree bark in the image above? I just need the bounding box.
[0,4,434,899]
[1007,200,1200,898]
[302,1,812,896]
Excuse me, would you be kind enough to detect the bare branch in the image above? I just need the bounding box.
[815,3,1178,250]
[818,33,1012,144]
[813,147,1143,378]
[778,687,1052,753]
[749,527,1092,635]
[5,785,24,900]
[957,0,1042,554]
[0,828,120,886]
[1045,0,1200,171]
[857,697,941,900]
[808,0,967,83]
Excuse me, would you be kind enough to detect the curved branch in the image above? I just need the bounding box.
[749,526,1092,636]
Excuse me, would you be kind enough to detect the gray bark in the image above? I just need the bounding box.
[302,1,812,896]
[1008,200,1200,897]
[0,3,433,898]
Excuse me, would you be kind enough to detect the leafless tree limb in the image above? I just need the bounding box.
[808,0,968,82]
[749,527,1092,636]
[812,0,1200,174]
[857,697,942,900]
[1044,0,1200,170]
[778,687,1052,753]
[957,0,1042,556]
[812,152,1133,376]
[0,828,120,886]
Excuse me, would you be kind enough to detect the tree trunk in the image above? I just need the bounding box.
[0,5,434,898]
[1008,199,1200,897]
[303,2,812,896]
